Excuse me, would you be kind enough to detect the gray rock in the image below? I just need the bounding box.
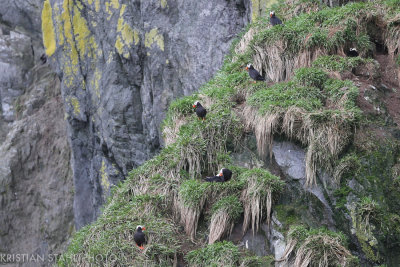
[45,0,251,228]
[272,140,335,228]
[272,141,305,180]
[0,29,34,122]
[269,214,286,264]
[0,57,73,266]
[0,0,44,37]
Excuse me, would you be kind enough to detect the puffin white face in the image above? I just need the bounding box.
[137,225,146,231]
[218,168,224,176]
[193,101,200,108]
[270,11,275,17]
[350,48,357,51]
[246,63,252,70]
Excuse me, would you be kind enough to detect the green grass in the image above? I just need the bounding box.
[59,0,400,265]
[185,241,240,267]
[312,55,375,72]
[247,66,360,117]
[211,195,243,221]
[179,180,209,208]
[248,81,322,113]
[251,2,376,55]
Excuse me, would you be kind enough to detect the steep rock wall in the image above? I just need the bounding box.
[43,0,254,228]
[0,51,73,264]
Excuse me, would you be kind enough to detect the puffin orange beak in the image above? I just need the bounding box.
[245,67,249,70]
[270,14,272,18]
[192,105,196,108]
[219,173,223,176]
[142,227,146,230]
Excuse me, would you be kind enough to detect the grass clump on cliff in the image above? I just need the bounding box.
[312,55,375,72]
[244,66,360,187]
[240,169,285,234]
[59,194,181,267]
[279,225,358,267]
[208,196,243,244]
[186,241,240,267]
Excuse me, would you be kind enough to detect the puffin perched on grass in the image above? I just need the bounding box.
[134,225,146,250]
[193,101,207,121]
[246,64,265,83]
[270,11,283,26]
[347,48,359,57]
[204,168,232,183]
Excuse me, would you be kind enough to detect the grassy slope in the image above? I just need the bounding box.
[59,0,400,266]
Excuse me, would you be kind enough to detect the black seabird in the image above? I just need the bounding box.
[246,64,265,83]
[134,225,146,250]
[193,101,207,121]
[40,54,47,64]
[270,11,283,26]
[347,48,359,57]
[204,168,233,183]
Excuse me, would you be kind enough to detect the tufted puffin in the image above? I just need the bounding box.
[246,64,265,83]
[193,101,207,121]
[270,11,283,26]
[347,48,359,57]
[134,225,146,250]
[204,168,232,182]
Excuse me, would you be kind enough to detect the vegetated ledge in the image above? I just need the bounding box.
[59,1,400,266]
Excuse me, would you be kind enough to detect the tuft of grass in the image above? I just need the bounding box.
[208,196,243,244]
[240,168,285,234]
[240,255,274,267]
[279,225,358,267]
[247,81,323,113]
[185,241,240,267]
[294,67,328,89]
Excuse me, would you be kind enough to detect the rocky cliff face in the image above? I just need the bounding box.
[43,0,254,228]
[0,22,74,266]
[0,0,74,262]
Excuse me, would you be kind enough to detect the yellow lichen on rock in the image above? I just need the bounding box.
[111,0,120,9]
[95,0,100,12]
[42,0,57,56]
[115,36,124,56]
[133,29,140,45]
[91,68,102,99]
[115,4,139,58]
[72,5,98,60]
[145,28,164,51]
[69,96,81,116]
[100,160,110,194]
[161,0,168,8]
[60,0,79,87]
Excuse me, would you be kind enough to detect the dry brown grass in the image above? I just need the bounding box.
[279,229,353,267]
[177,195,206,240]
[163,116,188,146]
[242,102,353,187]
[242,105,281,160]
[241,180,273,235]
[253,43,326,83]
[234,27,256,57]
[294,235,352,267]
[208,209,235,244]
